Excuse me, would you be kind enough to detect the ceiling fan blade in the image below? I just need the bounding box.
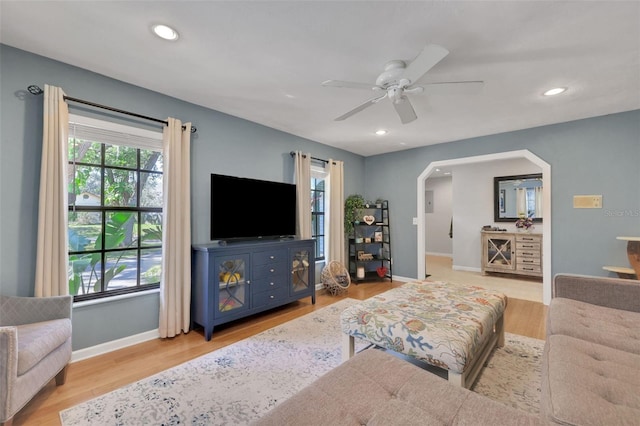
[335,93,387,121]
[402,44,449,85]
[322,80,378,90]
[420,80,484,95]
[393,96,418,124]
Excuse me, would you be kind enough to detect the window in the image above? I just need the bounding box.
[311,166,327,261]
[67,115,163,301]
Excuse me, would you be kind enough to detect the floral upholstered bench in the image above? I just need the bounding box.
[340,280,507,388]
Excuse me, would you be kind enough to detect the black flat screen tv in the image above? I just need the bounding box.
[210,173,297,241]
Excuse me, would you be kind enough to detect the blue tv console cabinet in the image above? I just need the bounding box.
[191,238,315,341]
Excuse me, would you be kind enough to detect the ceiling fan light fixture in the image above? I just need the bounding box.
[543,87,567,96]
[152,24,179,41]
[375,129,388,135]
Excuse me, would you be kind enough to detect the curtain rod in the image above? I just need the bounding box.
[289,151,336,165]
[27,85,197,133]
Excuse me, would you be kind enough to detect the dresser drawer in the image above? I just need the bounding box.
[253,277,287,291]
[515,234,541,244]
[516,242,540,251]
[253,261,287,280]
[253,249,287,266]
[518,257,541,266]
[253,286,289,308]
[516,249,540,259]
[516,264,542,274]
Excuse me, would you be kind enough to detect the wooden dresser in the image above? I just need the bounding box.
[481,231,542,278]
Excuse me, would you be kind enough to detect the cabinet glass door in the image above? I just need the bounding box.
[290,249,311,295]
[217,255,250,315]
[486,237,515,270]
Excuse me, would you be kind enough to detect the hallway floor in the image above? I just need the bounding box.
[426,255,543,303]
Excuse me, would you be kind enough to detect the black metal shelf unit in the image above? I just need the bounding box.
[348,200,392,283]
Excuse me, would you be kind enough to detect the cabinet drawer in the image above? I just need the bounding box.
[516,242,540,251]
[253,261,287,280]
[518,257,541,266]
[253,249,287,266]
[516,249,540,259]
[517,264,542,274]
[515,234,541,244]
[253,286,289,308]
[253,277,287,291]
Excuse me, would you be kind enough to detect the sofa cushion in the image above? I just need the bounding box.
[547,298,640,354]
[541,334,640,426]
[16,318,72,376]
[253,348,540,425]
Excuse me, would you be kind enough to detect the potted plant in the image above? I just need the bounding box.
[344,194,366,236]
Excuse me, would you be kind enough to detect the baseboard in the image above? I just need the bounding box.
[71,329,159,362]
[425,252,452,258]
[452,265,482,273]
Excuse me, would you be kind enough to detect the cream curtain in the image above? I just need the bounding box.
[516,188,527,217]
[35,85,69,297]
[535,186,543,218]
[294,151,312,239]
[159,118,192,338]
[327,159,345,264]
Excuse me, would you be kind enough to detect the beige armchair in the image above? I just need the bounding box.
[0,295,72,426]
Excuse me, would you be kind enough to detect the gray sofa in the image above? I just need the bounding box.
[0,295,73,426]
[254,274,640,425]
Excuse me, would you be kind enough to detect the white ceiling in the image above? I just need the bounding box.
[1,1,639,156]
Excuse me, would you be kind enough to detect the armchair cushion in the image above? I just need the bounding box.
[17,319,72,376]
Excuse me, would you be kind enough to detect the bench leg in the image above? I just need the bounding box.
[495,314,505,348]
[342,333,355,362]
[448,371,464,387]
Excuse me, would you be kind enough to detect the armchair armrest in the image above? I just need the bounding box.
[553,273,640,313]
[0,326,18,421]
[0,295,72,326]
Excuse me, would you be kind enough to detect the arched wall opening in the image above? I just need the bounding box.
[416,149,552,304]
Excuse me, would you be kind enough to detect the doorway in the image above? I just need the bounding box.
[416,150,552,305]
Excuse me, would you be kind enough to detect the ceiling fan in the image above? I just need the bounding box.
[322,44,483,124]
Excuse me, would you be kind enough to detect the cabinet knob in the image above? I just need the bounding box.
[269,255,275,259]
[270,268,275,273]
[269,295,275,299]
[269,282,275,286]
[246,280,251,285]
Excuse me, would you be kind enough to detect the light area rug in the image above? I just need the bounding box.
[60,298,544,425]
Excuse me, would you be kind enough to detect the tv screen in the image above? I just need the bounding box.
[210,173,297,241]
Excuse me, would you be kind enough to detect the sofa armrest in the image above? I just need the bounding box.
[0,295,73,326]
[0,327,18,422]
[553,273,640,313]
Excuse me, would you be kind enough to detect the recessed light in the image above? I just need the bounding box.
[375,129,387,136]
[543,87,566,96]
[152,24,179,41]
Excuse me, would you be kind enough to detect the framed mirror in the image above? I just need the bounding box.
[494,173,543,222]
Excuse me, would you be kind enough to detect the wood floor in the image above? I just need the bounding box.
[13,280,547,425]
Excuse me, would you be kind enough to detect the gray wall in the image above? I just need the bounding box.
[0,45,365,349]
[365,111,640,279]
[2,44,639,350]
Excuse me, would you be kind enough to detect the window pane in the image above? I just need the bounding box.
[316,236,325,259]
[105,250,138,291]
[141,248,162,285]
[69,211,102,252]
[140,172,163,207]
[68,139,101,165]
[141,150,163,172]
[69,252,102,296]
[105,144,137,168]
[69,165,101,206]
[141,213,162,246]
[317,214,324,234]
[104,212,137,250]
[104,169,137,206]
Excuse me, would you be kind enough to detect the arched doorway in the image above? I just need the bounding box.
[416,150,552,304]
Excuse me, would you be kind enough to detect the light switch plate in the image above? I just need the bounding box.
[412,217,418,225]
[573,195,602,208]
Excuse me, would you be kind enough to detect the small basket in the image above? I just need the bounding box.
[321,261,351,296]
